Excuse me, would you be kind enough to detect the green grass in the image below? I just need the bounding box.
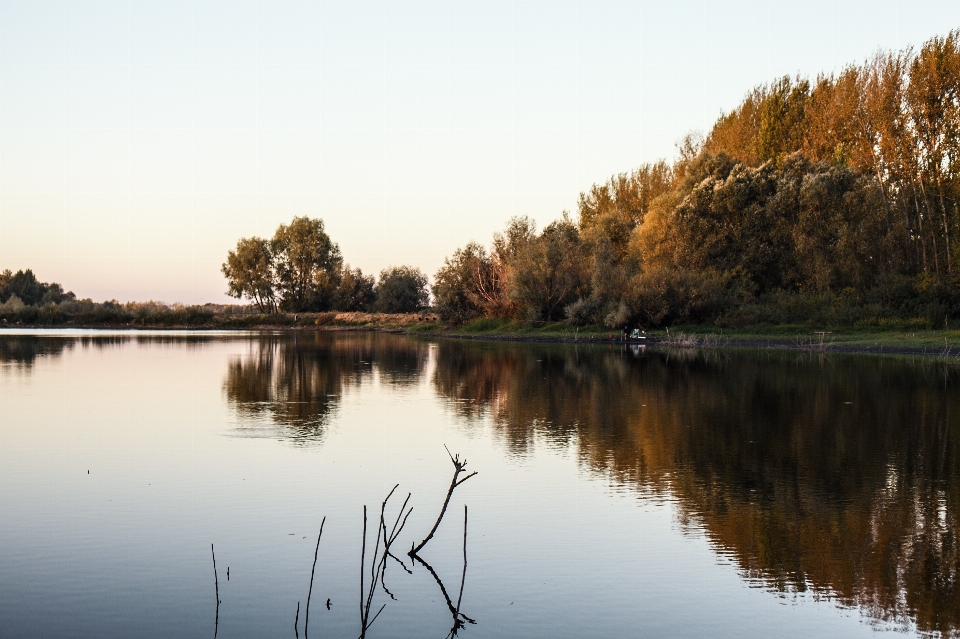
[654,323,960,351]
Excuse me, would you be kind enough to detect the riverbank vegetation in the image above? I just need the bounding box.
[5,30,959,337]
[434,29,960,330]
[222,216,429,314]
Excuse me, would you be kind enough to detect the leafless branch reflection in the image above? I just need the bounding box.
[412,505,476,639]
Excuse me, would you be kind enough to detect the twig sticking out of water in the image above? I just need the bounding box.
[659,331,699,348]
[454,505,470,622]
[211,543,220,639]
[795,332,836,352]
[940,337,954,358]
[381,486,413,555]
[379,485,413,599]
[356,484,413,635]
[294,602,300,639]
[360,505,367,634]
[409,447,477,557]
[304,516,325,639]
[359,505,387,639]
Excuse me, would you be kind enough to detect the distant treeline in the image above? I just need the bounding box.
[0,278,224,326]
[2,216,435,325]
[0,268,261,326]
[1,269,75,307]
[0,266,433,327]
[433,29,960,328]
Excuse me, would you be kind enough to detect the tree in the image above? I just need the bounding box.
[907,30,960,274]
[508,215,588,321]
[432,243,488,323]
[271,217,343,312]
[578,161,674,263]
[222,237,276,312]
[223,217,345,312]
[333,265,376,311]
[374,266,429,313]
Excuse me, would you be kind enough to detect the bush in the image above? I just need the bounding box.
[564,297,598,326]
[624,269,732,327]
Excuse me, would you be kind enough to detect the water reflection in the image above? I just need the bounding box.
[0,333,216,370]
[3,331,958,635]
[225,333,960,634]
[223,333,428,443]
[0,335,72,368]
[432,341,960,637]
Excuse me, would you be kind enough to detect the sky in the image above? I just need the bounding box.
[1,1,958,304]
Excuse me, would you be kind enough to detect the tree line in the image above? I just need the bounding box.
[8,29,959,329]
[0,269,75,309]
[433,29,960,328]
[222,216,429,314]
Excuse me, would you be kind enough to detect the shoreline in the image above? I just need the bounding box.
[3,322,960,358]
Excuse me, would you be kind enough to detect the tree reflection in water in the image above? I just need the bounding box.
[1,333,216,371]
[222,334,960,634]
[431,341,960,637]
[4,331,959,634]
[0,331,915,633]
[223,333,428,443]
[0,334,139,370]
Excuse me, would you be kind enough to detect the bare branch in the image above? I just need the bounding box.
[304,516,326,639]
[211,544,220,639]
[409,448,478,557]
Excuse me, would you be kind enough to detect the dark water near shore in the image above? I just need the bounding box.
[1,330,959,638]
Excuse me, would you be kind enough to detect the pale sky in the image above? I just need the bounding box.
[1,1,958,304]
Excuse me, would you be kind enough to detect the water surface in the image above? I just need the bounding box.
[1,331,958,638]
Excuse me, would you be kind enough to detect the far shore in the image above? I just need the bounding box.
[4,311,960,358]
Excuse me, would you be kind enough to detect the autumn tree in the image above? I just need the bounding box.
[434,29,960,328]
[508,216,588,321]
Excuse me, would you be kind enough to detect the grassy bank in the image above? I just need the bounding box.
[647,324,960,354]
[405,317,960,355]
[0,306,439,330]
[5,305,960,355]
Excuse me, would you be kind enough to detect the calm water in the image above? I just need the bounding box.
[1,330,958,638]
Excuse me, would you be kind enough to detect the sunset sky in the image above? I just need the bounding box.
[1,0,957,304]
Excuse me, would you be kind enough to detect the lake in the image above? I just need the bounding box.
[1,330,958,638]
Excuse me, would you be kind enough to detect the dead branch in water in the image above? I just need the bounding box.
[278,451,479,636]
[358,505,386,639]
[409,446,477,557]
[304,516,325,639]
[378,485,413,599]
[453,505,472,628]
[211,543,220,639]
